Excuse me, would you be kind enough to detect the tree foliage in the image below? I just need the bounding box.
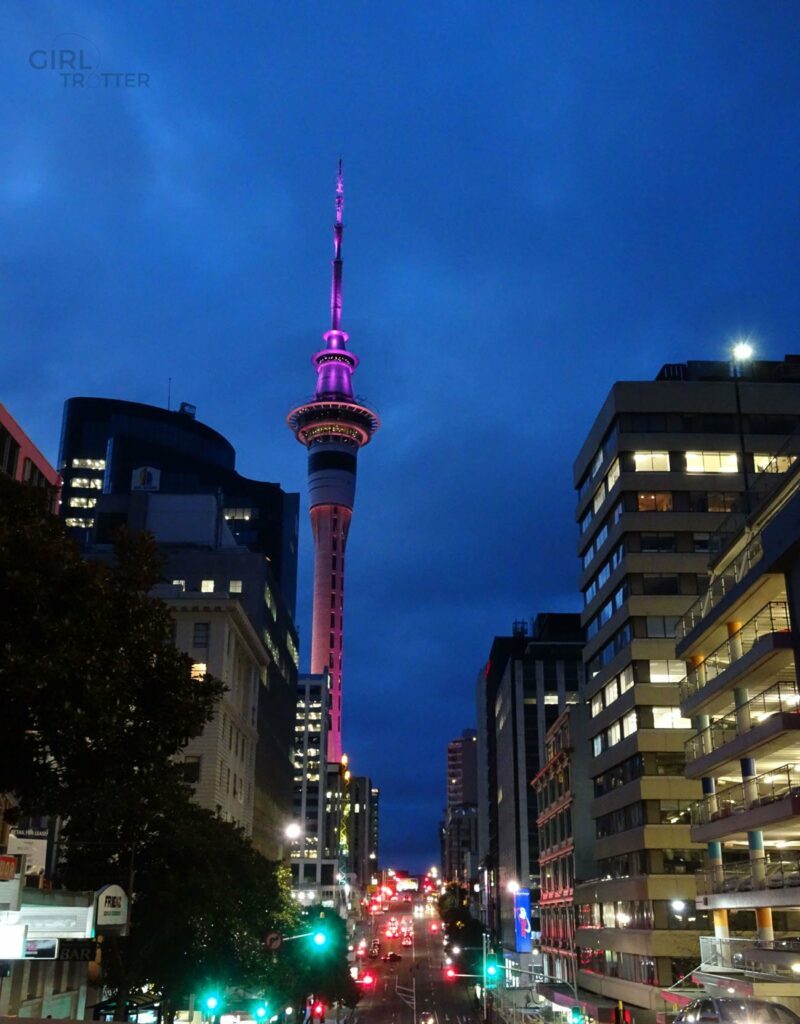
[0,476,311,1017]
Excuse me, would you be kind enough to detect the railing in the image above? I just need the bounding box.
[690,762,800,826]
[699,935,800,978]
[676,534,764,642]
[685,678,800,761]
[697,853,800,896]
[678,601,791,702]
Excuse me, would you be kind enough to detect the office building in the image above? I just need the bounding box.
[476,614,583,973]
[0,403,60,509]
[287,163,379,761]
[572,355,800,1023]
[291,672,346,908]
[676,432,800,1011]
[58,396,299,614]
[346,776,379,889]
[447,729,478,808]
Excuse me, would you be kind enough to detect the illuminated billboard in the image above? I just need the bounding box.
[513,888,532,953]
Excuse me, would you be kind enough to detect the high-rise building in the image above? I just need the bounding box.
[447,729,478,808]
[476,614,584,973]
[347,775,379,889]
[58,399,301,860]
[572,356,800,1023]
[676,436,800,1009]
[0,403,60,509]
[58,396,299,614]
[290,672,336,904]
[287,163,379,762]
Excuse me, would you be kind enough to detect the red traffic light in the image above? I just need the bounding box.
[445,967,456,979]
[313,1003,325,1019]
[361,974,375,986]
[430,923,439,932]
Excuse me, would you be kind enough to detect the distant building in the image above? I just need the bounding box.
[447,728,478,807]
[476,613,583,975]
[0,403,60,509]
[347,775,379,889]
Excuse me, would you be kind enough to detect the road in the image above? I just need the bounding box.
[351,909,482,1024]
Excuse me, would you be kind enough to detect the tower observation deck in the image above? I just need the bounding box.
[287,162,379,762]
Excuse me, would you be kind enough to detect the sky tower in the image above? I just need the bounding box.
[288,162,379,763]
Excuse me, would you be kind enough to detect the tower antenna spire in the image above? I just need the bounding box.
[331,158,344,331]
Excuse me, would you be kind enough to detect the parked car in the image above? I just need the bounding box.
[674,998,800,1024]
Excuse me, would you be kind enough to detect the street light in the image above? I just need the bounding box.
[731,337,755,509]
[506,880,520,894]
[285,823,302,840]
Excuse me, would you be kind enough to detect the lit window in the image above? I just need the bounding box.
[191,662,207,680]
[544,695,560,705]
[607,459,620,490]
[685,451,738,474]
[69,496,97,508]
[637,492,672,512]
[618,665,634,694]
[753,453,797,474]
[71,458,106,470]
[651,706,692,729]
[65,517,93,528]
[591,694,603,717]
[71,477,103,489]
[621,710,637,737]
[607,720,622,747]
[229,580,243,594]
[633,451,670,472]
[201,580,214,593]
[649,660,685,684]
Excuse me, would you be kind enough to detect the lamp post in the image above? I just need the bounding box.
[731,339,754,510]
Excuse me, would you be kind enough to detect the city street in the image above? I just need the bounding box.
[352,911,481,1024]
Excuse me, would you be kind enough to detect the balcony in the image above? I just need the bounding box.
[699,934,800,979]
[677,534,764,643]
[689,763,800,839]
[678,601,791,705]
[684,678,800,774]
[697,854,800,896]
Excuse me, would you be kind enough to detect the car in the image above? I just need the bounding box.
[419,1015,435,1024]
[381,952,402,962]
[674,999,800,1024]
[402,937,412,946]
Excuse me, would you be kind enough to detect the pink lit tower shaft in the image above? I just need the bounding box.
[288,162,379,762]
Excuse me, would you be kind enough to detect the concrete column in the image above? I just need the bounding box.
[740,755,758,811]
[707,838,724,889]
[728,621,744,661]
[734,687,751,735]
[755,905,775,944]
[696,714,712,756]
[712,906,732,968]
[702,775,719,823]
[690,653,707,692]
[747,828,771,906]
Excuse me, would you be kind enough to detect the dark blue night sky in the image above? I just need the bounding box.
[4,2,800,870]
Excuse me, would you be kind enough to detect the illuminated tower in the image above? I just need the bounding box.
[288,162,379,762]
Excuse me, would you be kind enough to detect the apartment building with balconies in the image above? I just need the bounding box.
[677,435,800,1012]
[573,356,800,1024]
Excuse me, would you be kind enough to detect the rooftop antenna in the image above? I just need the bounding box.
[167,377,172,411]
[330,158,344,331]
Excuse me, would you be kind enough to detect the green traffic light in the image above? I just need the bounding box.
[569,1007,582,1024]
[312,931,327,946]
[204,996,219,1011]
[256,1008,268,1019]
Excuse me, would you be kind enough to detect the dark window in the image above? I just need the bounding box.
[708,491,738,513]
[642,574,679,595]
[640,532,676,553]
[193,622,210,648]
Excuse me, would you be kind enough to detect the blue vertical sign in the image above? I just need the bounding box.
[514,887,532,953]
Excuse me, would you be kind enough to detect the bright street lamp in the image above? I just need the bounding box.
[285,823,302,840]
[506,880,520,894]
[732,339,754,363]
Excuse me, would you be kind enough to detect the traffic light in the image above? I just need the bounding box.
[444,966,457,980]
[255,1006,268,1019]
[202,994,221,1018]
[312,1002,325,1022]
[312,930,327,947]
[569,1007,583,1024]
[485,958,499,989]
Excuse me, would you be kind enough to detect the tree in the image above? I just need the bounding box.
[0,475,224,835]
[277,905,360,1011]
